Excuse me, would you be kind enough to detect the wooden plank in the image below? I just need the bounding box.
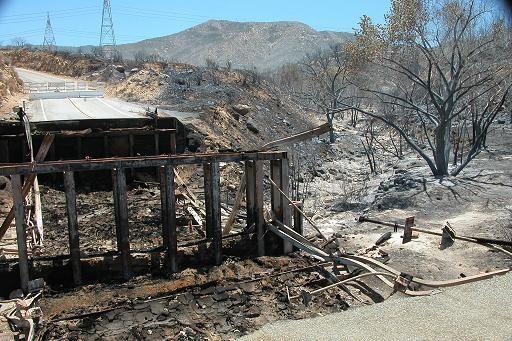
[170,132,176,154]
[113,168,131,280]
[245,161,256,230]
[403,216,414,244]
[261,123,331,150]
[203,163,214,239]
[210,162,222,265]
[154,132,160,156]
[293,202,304,236]
[103,135,110,157]
[159,167,168,246]
[111,170,122,249]
[160,165,177,272]
[222,175,246,236]
[175,169,206,216]
[11,175,29,293]
[0,139,9,163]
[64,171,82,285]
[270,160,283,253]
[270,160,283,221]
[280,158,293,254]
[254,160,265,257]
[0,134,55,240]
[76,137,82,159]
[0,151,288,176]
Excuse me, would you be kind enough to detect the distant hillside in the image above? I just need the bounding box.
[115,20,353,70]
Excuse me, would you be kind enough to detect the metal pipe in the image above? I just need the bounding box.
[358,216,512,247]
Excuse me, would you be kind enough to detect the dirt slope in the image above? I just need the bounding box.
[0,49,104,78]
[106,62,322,151]
[0,54,22,118]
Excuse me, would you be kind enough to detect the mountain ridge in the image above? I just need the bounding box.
[115,19,353,70]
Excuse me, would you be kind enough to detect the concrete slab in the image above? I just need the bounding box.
[242,273,512,341]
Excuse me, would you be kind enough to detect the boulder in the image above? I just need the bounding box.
[232,104,251,115]
[246,119,259,134]
[113,65,125,73]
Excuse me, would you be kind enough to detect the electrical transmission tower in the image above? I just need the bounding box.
[42,12,56,51]
[100,0,117,59]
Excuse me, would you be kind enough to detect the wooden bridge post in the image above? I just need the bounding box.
[245,161,255,242]
[64,171,82,285]
[0,139,9,163]
[270,158,292,254]
[11,175,29,293]
[254,160,265,256]
[204,162,222,265]
[113,167,131,280]
[280,157,293,253]
[160,165,178,272]
[170,132,177,154]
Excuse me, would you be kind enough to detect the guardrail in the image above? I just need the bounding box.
[24,81,105,93]
[24,81,106,100]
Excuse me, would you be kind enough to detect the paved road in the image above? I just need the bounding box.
[27,97,146,121]
[242,273,512,341]
[14,68,198,122]
[15,67,72,83]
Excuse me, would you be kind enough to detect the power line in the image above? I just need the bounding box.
[0,6,100,20]
[0,9,102,25]
[42,13,56,51]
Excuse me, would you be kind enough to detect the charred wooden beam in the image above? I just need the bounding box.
[63,171,82,285]
[254,160,265,256]
[0,139,9,163]
[203,163,214,239]
[11,174,30,293]
[113,168,131,280]
[160,165,178,272]
[245,161,256,233]
[0,151,287,176]
[204,162,222,265]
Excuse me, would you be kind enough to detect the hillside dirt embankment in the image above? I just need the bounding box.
[0,54,23,118]
[0,49,104,79]
[106,61,321,151]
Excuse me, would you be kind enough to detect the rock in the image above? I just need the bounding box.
[186,132,203,152]
[244,307,261,318]
[375,232,392,246]
[177,292,195,304]
[238,282,257,294]
[232,104,251,115]
[213,292,229,301]
[8,289,23,299]
[198,286,216,295]
[149,302,166,315]
[246,119,259,134]
[135,311,154,324]
[196,296,215,308]
[133,302,149,310]
[114,65,125,73]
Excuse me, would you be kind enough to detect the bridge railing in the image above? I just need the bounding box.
[24,81,106,99]
[24,81,105,94]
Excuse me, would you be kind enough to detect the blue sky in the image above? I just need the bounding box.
[0,0,392,46]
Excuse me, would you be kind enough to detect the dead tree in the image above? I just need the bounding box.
[345,0,511,176]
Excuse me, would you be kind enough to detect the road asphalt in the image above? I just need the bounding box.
[241,273,512,341]
[14,67,198,122]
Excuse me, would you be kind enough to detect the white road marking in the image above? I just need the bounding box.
[96,98,142,118]
[39,99,48,121]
